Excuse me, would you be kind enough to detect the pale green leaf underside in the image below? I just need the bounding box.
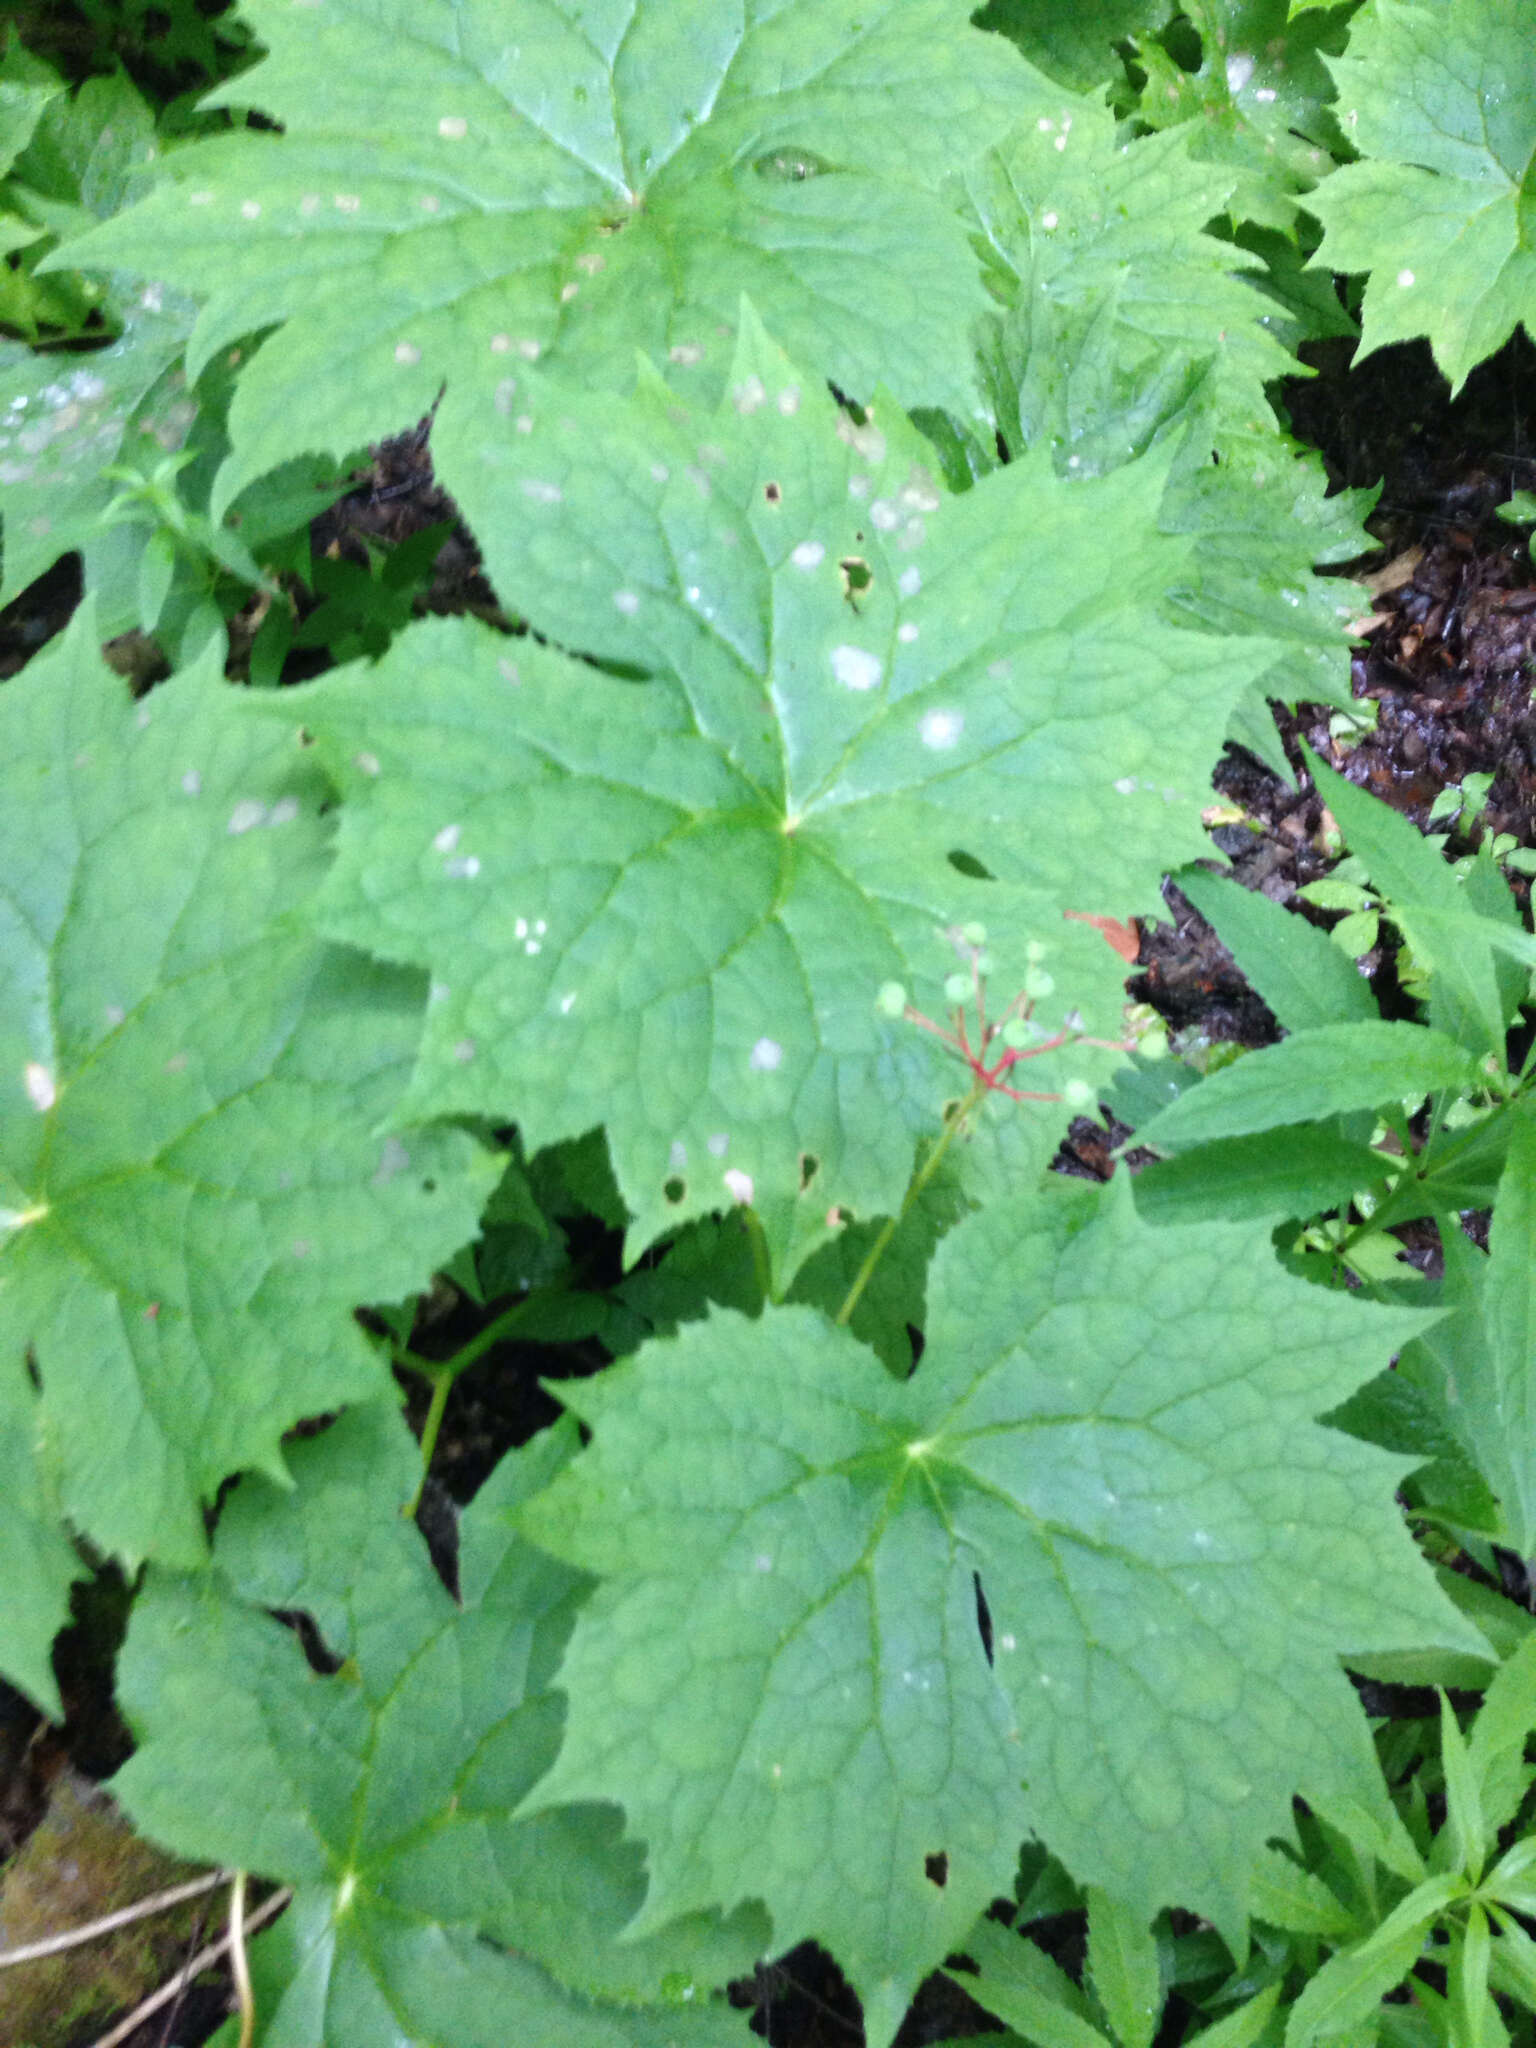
[113,1408,755,2044]
[282,317,1279,1266]
[520,1181,1478,2041]
[0,613,496,1571]
[55,0,1052,521]
[1309,0,1536,392]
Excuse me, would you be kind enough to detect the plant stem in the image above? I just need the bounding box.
[834,1077,985,1330]
[398,1290,554,1515]
[406,1368,455,1516]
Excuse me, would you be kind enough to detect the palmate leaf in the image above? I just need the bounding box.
[963,96,1370,721]
[52,0,1051,523]
[519,1179,1482,2048]
[1307,0,1536,394]
[112,1406,759,2045]
[0,611,496,1650]
[276,315,1280,1276]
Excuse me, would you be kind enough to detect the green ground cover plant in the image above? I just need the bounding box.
[2,1,1536,2042]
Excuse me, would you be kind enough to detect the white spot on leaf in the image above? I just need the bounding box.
[433,823,461,853]
[395,341,421,366]
[920,709,962,749]
[228,800,266,835]
[749,1036,782,1072]
[23,1063,55,1112]
[372,1136,410,1186]
[438,115,468,139]
[723,1168,754,1204]
[613,590,640,615]
[832,644,882,692]
[181,770,201,796]
[791,540,825,570]
[1225,52,1255,92]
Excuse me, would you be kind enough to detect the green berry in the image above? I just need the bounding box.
[1024,967,1055,999]
[876,981,908,1017]
[1063,1078,1096,1110]
[943,971,972,1004]
[961,921,988,947]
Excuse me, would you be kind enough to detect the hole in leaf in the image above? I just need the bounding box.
[798,1152,819,1191]
[924,1852,949,1888]
[948,849,994,880]
[764,480,782,504]
[974,1573,993,1666]
[273,1608,346,1678]
[839,555,871,606]
[664,1176,686,1204]
[420,1178,437,1194]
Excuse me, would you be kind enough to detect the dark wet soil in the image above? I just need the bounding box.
[6,327,1536,2047]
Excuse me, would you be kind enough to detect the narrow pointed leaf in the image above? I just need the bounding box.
[1477,1111,1536,1556]
[1086,1888,1161,2048]
[1135,1023,1481,1152]
[1173,864,1377,1032]
[956,1917,1112,2048]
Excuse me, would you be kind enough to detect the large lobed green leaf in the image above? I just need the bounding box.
[0,612,496,1702]
[113,1405,758,2045]
[1307,0,1536,393]
[52,0,1055,522]
[274,315,1281,1276]
[519,1179,1481,2046]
